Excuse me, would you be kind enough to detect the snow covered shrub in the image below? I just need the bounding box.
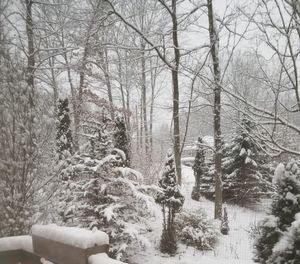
[175,209,219,250]
[267,213,300,264]
[254,160,300,264]
[155,150,184,255]
[254,215,280,264]
[0,65,40,236]
[191,137,207,201]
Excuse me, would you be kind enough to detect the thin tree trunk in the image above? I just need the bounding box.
[102,48,114,120]
[25,0,35,103]
[141,41,149,157]
[171,0,182,185]
[61,30,79,151]
[207,0,223,220]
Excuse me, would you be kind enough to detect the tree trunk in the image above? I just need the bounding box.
[25,0,35,103]
[141,41,149,157]
[207,0,223,219]
[61,30,79,151]
[102,48,114,120]
[171,0,182,185]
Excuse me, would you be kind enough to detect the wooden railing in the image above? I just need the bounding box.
[0,226,124,264]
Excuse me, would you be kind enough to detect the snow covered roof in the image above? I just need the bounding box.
[32,225,109,249]
[0,235,33,252]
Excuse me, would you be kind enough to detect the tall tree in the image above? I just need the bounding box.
[207,0,223,219]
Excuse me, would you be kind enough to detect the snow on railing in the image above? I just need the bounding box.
[0,225,126,264]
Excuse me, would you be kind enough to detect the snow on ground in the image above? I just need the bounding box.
[89,253,126,264]
[0,235,33,252]
[130,165,265,264]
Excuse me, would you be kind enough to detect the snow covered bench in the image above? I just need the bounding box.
[32,225,110,264]
[0,225,126,264]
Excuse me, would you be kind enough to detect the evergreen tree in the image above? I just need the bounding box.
[200,120,273,206]
[58,112,156,261]
[191,137,207,201]
[220,207,229,235]
[221,119,273,205]
[268,213,300,264]
[56,98,73,159]
[254,160,300,264]
[155,150,184,255]
[114,116,130,166]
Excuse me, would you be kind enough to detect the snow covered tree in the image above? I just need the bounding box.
[155,150,184,255]
[221,119,273,205]
[56,98,73,159]
[268,213,300,264]
[191,137,207,201]
[58,103,156,261]
[254,160,300,264]
[114,116,130,166]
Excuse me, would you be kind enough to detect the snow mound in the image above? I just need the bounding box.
[273,163,285,184]
[32,225,109,249]
[88,253,126,264]
[0,235,33,252]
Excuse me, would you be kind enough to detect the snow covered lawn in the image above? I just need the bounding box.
[130,165,265,264]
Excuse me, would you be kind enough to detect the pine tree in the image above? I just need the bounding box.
[221,119,273,205]
[191,137,207,201]
[200,120,273,206]
[268,213,300,264]
[155,150,184,255]
[56,98,73,159]
[114,116,130,166]
[58,111,155,261]
[254,160,300,264]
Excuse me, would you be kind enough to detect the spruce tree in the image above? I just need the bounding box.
[56,98,73,159]
[114,116,130,166]
[254,160,300,264]
[221,119,273,205]
[58,111,155,261]
[268,213,300,264]
[191,137,207,201]
[155,150,184,255]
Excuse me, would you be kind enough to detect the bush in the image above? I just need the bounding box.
[175,209,219,250]
[267,213,300,264]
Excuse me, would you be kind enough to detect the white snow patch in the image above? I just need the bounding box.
[88,253,127,264]
[0,236,33,252]
[239,148,246,156]
[32,225,109,249]
[40,258,54,264]
[273,163,285,184]
[116,167,143,181]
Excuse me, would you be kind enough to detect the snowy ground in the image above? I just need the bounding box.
[130,165,266,264]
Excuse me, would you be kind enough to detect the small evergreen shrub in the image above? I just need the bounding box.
[254,160,300,264]
[268,213,300,264]
[175,209,219,250]
[220,207,229,235]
